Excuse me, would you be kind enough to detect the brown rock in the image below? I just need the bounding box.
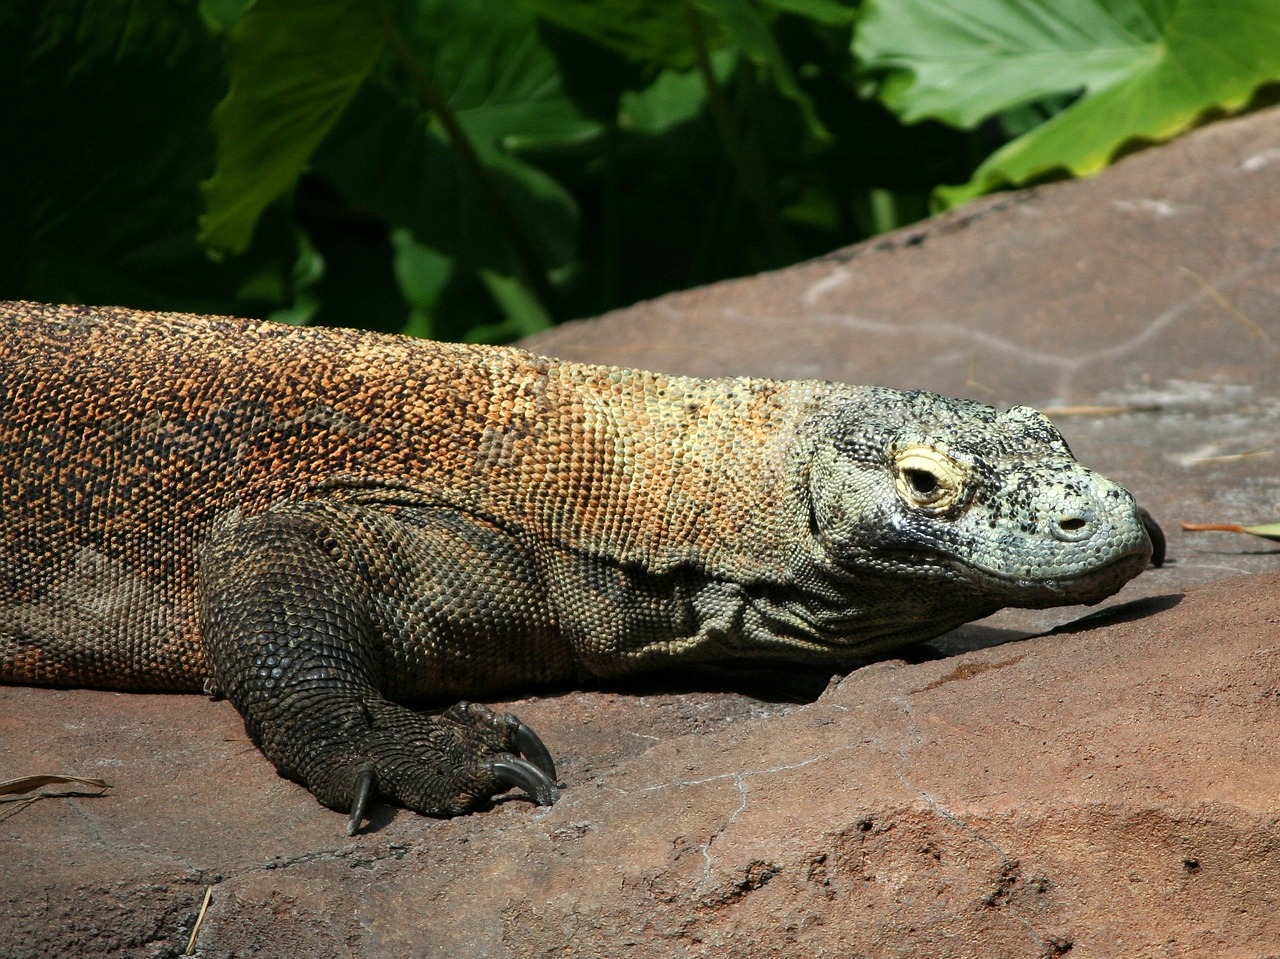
[5,106,1280,957]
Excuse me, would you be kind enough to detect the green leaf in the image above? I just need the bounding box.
[472,268,554,342]
[1242,523,1280,542]
[695,0,830,140]
[398,0,601,148]
[198,0,387,255]
[760,0,853,27]
[855,0,1280,209]
[518,0,834,142]
[391,230,452,338]
[309,0,591,336]
[324,0,592,268]
[313,54,583,275]
[516,0,704,68]
[619,50,738,134]
[199,0,255,34]
[392,230,451,308]
[856,0,1156,128]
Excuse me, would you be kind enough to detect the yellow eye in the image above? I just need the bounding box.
[895,447,964,511]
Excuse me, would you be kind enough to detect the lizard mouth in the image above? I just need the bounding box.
[957,544,1153,607]
[859,533,1154,608]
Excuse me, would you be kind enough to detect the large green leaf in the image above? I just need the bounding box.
[396,0,600,153]
[695,0,829,139]
[314,81,581,274]
[198,0,387,255]
[856,0,1280,209]
[313,0,593,276]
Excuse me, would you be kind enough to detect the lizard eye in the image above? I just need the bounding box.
[894,447,964,512]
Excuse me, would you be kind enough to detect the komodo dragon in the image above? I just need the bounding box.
[0,301,1159,833]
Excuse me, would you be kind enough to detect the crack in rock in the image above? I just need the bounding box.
[793,248,1280,403]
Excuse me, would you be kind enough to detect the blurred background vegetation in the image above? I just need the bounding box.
[2,0,1277,342]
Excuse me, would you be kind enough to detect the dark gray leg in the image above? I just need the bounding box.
[197,504,557,833]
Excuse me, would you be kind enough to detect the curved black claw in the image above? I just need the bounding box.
[1138,506,1166,568]
[511,720,557,781]
[489,753,560,806]
[347,767,376,836]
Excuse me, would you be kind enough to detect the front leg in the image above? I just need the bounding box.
[198,503,558,833]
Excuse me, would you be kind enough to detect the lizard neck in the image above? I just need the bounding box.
[506,360,829,581]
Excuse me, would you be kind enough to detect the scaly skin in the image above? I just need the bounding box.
[0,302,1155,829]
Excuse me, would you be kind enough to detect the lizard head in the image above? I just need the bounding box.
[802,389,1154,625]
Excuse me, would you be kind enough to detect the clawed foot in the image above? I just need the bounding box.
[335,701,559,835]
[199,506,563,834]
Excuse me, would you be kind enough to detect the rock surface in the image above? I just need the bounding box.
[4,106,1280,958]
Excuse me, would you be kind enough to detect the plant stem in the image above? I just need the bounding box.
[380,11,558,319]
[684,1,799,265]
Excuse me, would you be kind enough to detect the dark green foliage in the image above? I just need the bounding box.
[0,1,299,315]
[3,0,1274,341]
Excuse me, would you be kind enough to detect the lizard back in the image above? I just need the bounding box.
[0,302,815,689]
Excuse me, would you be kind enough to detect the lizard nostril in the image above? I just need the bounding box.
[1053,512,1094,542]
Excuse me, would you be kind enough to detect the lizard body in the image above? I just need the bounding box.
[0,302,1155,828]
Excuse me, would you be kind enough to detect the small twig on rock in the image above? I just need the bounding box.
[186,885,214,955]
[1181,521,1280,542]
